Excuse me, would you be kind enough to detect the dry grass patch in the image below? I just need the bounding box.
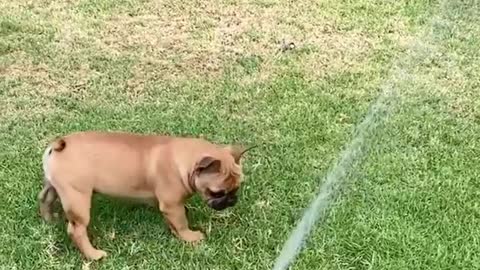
[97,0,376,83]
[0,0,97,117]
[1,0,395,103]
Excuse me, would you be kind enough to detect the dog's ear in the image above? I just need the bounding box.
[195,156,222,175]
[226,145,256,164]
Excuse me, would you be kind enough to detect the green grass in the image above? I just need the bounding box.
[1,0,479,269]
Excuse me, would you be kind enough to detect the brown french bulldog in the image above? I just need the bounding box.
[38,131,252,260]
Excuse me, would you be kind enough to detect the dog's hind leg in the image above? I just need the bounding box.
[58,187,107,260]
[39,145,60,222]
[38,179,59,222]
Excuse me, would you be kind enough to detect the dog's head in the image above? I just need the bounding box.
[191,145,253,211]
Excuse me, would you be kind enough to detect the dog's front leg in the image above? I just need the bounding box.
[159,201,204,242]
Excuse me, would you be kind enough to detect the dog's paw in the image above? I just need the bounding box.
[180,230,205,243]
[86,249,107,261]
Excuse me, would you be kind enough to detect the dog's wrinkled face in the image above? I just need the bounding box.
[193,145,249,211]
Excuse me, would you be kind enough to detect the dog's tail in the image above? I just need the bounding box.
[51,138,66,152]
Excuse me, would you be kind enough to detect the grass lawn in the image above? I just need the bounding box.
[1,0,479,269]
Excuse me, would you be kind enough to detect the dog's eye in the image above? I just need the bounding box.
[209,190,225,198]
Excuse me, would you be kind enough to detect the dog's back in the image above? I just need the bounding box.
[44,132,174,196]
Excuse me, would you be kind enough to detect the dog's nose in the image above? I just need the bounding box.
[208,194,238,211]
[210,202,227,211]
[208,197,229,211]
[227,195,238,206]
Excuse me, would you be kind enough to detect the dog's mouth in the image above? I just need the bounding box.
[206,188,238,211]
